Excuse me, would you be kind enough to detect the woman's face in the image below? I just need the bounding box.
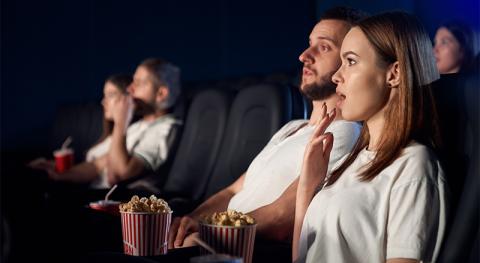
[433,27,463,74]
[101,81,124,120]
[332,27,392,123]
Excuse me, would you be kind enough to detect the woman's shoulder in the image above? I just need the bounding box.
[392,142,445,186]
[399,142,438,162]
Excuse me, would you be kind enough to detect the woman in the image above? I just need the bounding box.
[293,12,447,263]
[433,21,476,74]
[29,74,132,188]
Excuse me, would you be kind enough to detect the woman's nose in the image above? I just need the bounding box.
[332,69,342,85]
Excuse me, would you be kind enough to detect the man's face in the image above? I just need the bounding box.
[128,66,158,115]
[299,19,350,101]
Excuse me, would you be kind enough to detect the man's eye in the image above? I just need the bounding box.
[319,45,330,52]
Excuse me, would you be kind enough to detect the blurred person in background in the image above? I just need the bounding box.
[29,58,182,190]
[29,74,132,188]
[433,21,477,74]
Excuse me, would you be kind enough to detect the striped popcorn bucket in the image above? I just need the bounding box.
[120,211,172,256]
[199,223,256,263]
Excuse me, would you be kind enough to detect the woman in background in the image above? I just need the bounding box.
[29,74,132,188]
[433,21,476,74]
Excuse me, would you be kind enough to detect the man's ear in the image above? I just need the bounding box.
[386,61,401,88]
[156,86,169,102]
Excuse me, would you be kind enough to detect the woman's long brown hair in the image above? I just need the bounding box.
[327,12,441,186]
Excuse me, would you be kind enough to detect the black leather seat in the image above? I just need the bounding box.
[160,89,231,205]
[203,83,294,199]
[436,72,479,263]
[49,102,103,162]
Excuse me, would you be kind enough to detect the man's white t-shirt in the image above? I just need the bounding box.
[86,114,180,188]
[298,142,448,263]
[227,119,361,213]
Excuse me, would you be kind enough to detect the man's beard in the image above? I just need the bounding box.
[299,71,337,101]
[132,98,156,117]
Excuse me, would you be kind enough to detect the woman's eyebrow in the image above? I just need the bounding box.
[342,51,359,58]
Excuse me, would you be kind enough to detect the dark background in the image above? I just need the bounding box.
[1,0,479,152]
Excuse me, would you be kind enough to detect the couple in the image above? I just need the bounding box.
[30,58,182,192]
[169,7,447,263]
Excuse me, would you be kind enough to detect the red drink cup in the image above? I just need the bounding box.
[120,211,172,256]
[89,200,121,216]
[199,223,257,263]
[53,148,74,173]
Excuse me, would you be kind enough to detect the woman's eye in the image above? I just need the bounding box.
[347,58,357,66]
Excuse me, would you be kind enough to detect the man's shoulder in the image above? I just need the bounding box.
[145,115,182,131]
[282,119,309,129]
[327,120,362,134]
[276,119,309,135]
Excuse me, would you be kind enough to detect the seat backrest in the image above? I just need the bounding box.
[49,102,103,162]
[437,72,479,263]
[203,83,292,199]
[161,89,231,201]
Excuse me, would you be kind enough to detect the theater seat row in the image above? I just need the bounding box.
[48,80,307,214]
[150,83,307,214]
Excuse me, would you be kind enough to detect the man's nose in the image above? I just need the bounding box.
[299,47,313,64]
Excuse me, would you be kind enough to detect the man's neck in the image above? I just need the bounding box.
[308,93,343,125]
[142,110,168,122]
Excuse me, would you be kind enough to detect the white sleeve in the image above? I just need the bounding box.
[85,136,111,162]
[270,120,306,142]
[132,122,179,171]
[386,162,441,261]
[326,121,361,172]
[254,120,307,153]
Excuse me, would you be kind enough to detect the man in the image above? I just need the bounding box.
[168,7,366,248]
[106,58,182,189]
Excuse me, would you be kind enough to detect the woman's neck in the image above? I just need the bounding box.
[366,110,385,151]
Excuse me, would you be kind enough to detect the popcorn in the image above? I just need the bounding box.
[119,195,171,213]
[201,209,256,226]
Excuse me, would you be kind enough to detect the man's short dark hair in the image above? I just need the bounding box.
[320,6,368,26]
[140,58,181,109]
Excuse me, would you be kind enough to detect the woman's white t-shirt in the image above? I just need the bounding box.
[298,142,448,263]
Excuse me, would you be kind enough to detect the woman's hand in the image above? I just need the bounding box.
[111,95,134,132]
[27,158,62,180]
[293,103,336,262]
[299,104,336,191]
[28,158,54,171]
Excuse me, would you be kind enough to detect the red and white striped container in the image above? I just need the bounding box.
[199,223,256,263]
[120,211,172,256]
